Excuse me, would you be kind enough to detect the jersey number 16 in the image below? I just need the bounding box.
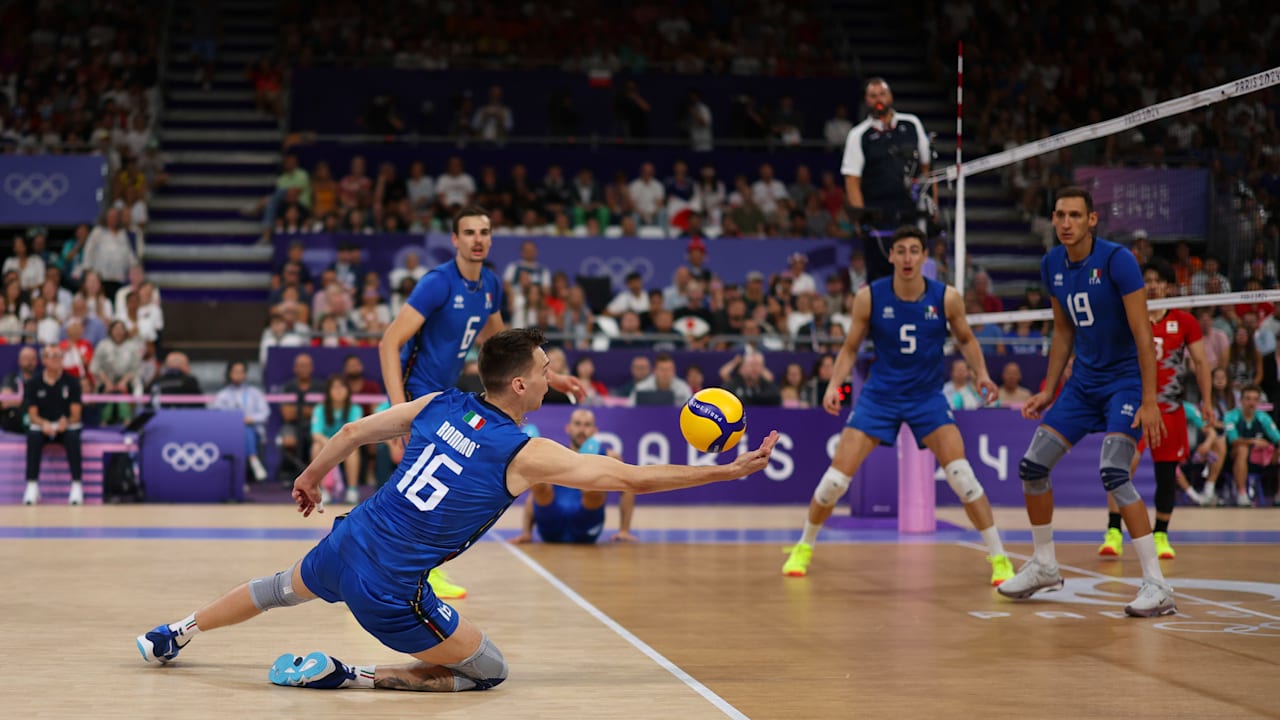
[396,442,459,512]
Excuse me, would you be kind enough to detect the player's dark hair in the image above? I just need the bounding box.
[1055,186,1094,214]
[452,205,491,235]
[889,226,926,249]
[1142,259,1176,285]
[479,328,547,393]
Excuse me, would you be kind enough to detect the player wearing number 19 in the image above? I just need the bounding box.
[136,328,779,692]
[998,186,1176,617]
[782,226,1014,586]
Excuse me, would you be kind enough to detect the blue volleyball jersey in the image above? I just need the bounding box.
[862,277,949,398]
[401,260,503,398]
[329,388,529,595]
[1041,238,1145,388]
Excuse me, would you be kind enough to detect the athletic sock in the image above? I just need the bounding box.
[799,521,821,546]
[350,664,376,689]
[1031,523,1056,566]
[168,612,201,640]
[1154,518,1169,534]
[1107,512,1123,531]
[980,525,1005,557]
[1132,533,1167,584]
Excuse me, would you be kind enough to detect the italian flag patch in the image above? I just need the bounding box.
[463,411,485,430]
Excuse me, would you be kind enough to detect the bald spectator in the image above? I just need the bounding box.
[146,352,203,406]
[996,362,1032,407]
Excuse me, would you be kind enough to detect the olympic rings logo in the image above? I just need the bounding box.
[3,172,71,206]
[161,442,221,472]
[579,256,654,289]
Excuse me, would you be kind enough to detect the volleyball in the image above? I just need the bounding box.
[679,388,747,454]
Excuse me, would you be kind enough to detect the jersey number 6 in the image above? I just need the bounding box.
[396,442,459,511]
[458,316,481,358]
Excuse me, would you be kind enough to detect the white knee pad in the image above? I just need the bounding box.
[944,459,985,504]
[813,467,852,507]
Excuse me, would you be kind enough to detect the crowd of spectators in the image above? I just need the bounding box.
[277,0,839,78]
[920,0,1279,261]
[258,151,862,243]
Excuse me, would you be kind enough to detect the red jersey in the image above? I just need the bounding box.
[1151,308,1201,412]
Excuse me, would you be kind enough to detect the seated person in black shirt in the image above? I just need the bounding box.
[22,346,84,505]
[719,350,782,407]
[146,352,203,406]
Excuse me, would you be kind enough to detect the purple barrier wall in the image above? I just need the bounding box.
[276,232,854,295]
[492,405,1153,507]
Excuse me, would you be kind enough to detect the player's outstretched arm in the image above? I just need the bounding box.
[943,286,997,404]
[1122,287,1166,448]
[823,287,872,415]
[292,393,439,516]
[507,432,779,497]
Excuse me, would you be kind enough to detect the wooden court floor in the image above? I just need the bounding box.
[1,504,1278,719]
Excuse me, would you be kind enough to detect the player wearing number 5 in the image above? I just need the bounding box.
[782,226,1013,585]
[998,186,1176,617]
[137,328,778,692]
[378,206,585,599]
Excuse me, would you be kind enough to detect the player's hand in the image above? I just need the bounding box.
[292,474,325,517]
[1134,399,1166,449]
[509,532,533,544]
[1021,391,1052,420]
[1201,401,1215,427]
[548,371,588,402]
[975,376,998,406]
[728,431,779,479]
[611,530,639,543]
[822,385,843,416]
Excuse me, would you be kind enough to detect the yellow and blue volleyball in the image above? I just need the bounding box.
[680,387,746,453]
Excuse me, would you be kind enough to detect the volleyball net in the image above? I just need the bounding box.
[925,61,1280,327]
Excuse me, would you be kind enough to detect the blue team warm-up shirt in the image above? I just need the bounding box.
[862,276,949,398]
[322,388,529,596]
[1041,238,1145,388]
[401,260,503,398]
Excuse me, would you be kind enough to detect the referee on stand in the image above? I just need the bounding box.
[840,77,937,282]
[22,345,84,506]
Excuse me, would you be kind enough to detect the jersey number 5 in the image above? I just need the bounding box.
[900,324,917,354]
[459,316,481,358]
[396,442,459,511]
[1067,293,1095,327]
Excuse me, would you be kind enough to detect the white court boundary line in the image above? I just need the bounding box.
[501,542,751,720]
[956,540,1280,621]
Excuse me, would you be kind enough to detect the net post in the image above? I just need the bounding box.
[953,40,966,296]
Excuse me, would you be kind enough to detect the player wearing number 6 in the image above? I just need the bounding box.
[998,186,1176,617]
[782,226,1013,585]
[378,206,585,599]
[136,328,779,691]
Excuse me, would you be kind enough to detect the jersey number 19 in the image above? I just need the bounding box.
[1067,293,1095,327]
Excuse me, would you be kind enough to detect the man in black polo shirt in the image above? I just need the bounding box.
[23,345,84,505]
[840,77,936,283]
